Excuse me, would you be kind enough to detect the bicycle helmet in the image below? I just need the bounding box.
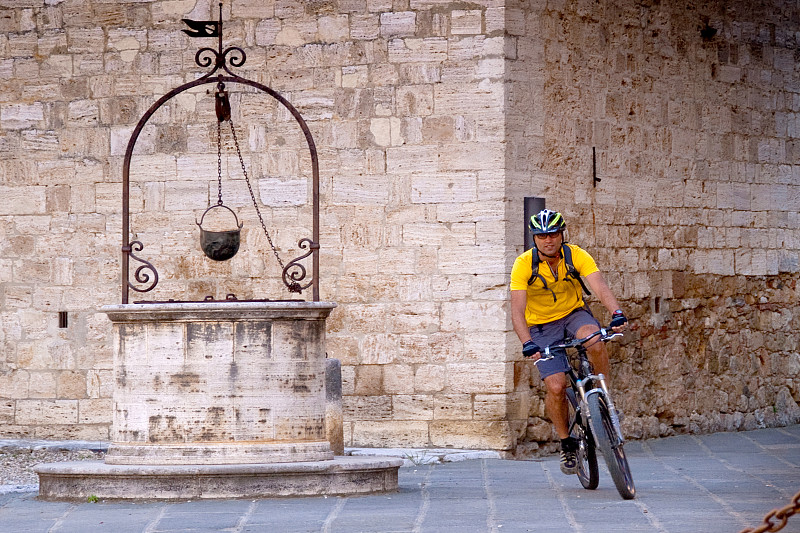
[528,209,566,235]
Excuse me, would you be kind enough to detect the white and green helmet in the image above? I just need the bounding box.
[528,209,566,235]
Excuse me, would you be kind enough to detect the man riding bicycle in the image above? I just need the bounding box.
[510,209,628,475]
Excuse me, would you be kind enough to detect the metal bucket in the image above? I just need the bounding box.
[196,204,243,261]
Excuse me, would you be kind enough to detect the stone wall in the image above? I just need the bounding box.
[0,0,798,452]
[0,0,515,447]
[507,0,800,452]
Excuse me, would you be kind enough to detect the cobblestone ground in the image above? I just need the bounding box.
[0,427,798,533]
[0,443,106,492]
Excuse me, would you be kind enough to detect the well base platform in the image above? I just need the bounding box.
[35,456,402,501]
[104,441,334,465]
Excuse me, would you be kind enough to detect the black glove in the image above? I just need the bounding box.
[522,340,541,358]
[610,310,628,329]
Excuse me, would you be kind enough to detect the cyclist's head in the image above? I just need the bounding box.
[528,209,566,237]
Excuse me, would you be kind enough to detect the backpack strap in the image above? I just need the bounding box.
[527,250,557,302]
[527,245,593,301]
[561,244,592,297]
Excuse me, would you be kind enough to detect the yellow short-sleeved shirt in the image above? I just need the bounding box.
[510,244,599,326]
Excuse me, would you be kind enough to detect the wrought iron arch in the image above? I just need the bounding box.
[121,5,320,303]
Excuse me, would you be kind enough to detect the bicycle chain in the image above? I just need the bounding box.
[740,490,800,533]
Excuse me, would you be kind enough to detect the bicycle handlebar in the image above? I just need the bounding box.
[534,327,623,365]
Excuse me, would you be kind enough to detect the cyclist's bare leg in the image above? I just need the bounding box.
[543,372,570,439]
[576,323,610,382]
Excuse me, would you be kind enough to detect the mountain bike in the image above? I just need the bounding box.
[535,327,636,500]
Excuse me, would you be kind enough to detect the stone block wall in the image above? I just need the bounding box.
[507,0,800,451]
[0,0,515,448]
[0,0,798,452]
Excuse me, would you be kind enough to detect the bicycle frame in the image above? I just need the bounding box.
[535,326,635,499]
[539,328,626,449]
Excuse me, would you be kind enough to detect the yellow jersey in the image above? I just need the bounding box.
[510,244,599,325]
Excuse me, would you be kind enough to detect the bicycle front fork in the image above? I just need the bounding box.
[577,373,624,445]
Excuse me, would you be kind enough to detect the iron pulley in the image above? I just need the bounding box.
[215,81,231,122]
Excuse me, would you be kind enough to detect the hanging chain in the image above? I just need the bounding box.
[740,490,800,533]
[226,120,286,271]
[216,120,223,206]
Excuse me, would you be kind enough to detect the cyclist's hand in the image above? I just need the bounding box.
[610,310,628,331]
[522,340,541,360]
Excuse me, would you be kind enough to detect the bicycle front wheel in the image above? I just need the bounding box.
[587,392,635,499]
[567,389,598,490]
[574,422,598,490]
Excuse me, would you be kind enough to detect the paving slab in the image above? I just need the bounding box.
[0,426,798,533]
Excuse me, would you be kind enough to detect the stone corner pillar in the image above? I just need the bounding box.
[325,358,344,455]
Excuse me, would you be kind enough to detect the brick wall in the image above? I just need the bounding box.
[0,0,798,452]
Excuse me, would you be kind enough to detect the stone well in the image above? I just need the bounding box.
[36,301,401,500]
[105,301,335,465]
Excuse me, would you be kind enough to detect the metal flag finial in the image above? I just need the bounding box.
[181,19,219,38]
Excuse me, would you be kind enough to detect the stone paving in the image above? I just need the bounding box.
[0,426,797,533]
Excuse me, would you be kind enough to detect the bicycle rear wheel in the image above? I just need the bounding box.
[567,388,598,490]
[587,392,635,499]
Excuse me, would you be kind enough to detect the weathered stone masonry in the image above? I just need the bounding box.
[0,0,798,453]
[505,0,800,451]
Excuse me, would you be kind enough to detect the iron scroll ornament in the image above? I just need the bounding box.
[121,8,321,303]
[283,239,319,294]
[195,45,246,77]
[124,241,159,293]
